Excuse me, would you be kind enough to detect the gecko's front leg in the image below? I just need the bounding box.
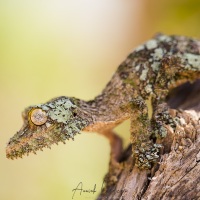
[130,97,162,169]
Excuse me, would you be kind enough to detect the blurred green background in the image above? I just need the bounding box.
[0,0,200,199]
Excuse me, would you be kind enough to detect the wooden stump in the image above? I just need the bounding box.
[98,80,200,200]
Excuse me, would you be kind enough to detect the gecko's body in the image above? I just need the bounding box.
[6,34,200,169]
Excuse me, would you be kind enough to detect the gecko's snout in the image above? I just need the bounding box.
[6,126,34,159]
[5,122,61,159]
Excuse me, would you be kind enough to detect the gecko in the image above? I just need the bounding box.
[6,34,200,169]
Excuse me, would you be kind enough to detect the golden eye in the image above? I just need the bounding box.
[30,109,47,125]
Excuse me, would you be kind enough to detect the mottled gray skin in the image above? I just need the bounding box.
[6,34,200,169]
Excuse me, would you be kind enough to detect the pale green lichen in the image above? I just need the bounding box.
[39,98,77,124]
[151,61,160,72]
[45,122,51,128]
[40,97,89,139]
[135,65,140,71]
[182,53,200,70]
[135,44,145,52]
[148,48,164,72]
[146,39,158,50]
[179,117,186,126]
[155,126,167,138]
[151,48,164,61]
[140,67,149,81]
[145,84,153,94]
[157,35,172,42]
[49,104,74,123]
[63,119,88,139]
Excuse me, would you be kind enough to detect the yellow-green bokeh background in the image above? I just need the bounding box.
[1,1,200,199]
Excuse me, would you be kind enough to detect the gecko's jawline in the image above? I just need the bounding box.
[6,124,69,159]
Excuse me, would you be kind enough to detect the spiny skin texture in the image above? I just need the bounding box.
[6,34,200,169]
[6,97,91,159]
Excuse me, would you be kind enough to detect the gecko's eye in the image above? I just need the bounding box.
[30,108,47,125]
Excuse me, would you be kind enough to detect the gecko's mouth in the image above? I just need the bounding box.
[167,79,200,111]
[6,123,65,159]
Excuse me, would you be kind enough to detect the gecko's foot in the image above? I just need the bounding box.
[153,103,177,138]
[134,141,162,169]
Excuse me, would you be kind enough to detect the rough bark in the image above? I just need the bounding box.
[98,80,200,200]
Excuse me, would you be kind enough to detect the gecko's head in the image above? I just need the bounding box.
[6,97,90,159]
